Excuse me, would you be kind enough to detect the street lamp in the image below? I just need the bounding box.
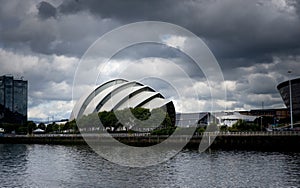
[288,71,293,129]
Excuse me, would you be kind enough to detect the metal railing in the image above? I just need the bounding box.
[200,131,300,136]
[2,131,300,138]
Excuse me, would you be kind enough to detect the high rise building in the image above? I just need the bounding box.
[0,75,27,125]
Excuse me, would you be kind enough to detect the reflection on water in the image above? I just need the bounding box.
[0,144,299,187]
[0,144,29,187]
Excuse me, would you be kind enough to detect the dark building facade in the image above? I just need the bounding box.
[277,78,300,120]
[239,108,289,120]
[0,75,27,125]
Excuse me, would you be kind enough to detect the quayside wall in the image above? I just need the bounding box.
[0,132,299,152]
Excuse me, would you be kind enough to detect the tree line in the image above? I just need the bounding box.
[0,107,174,135]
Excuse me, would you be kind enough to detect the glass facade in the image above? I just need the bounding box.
[0,75,28,124]
[13,80,28,116]
[0,78,4,107]
[4,76,13,112]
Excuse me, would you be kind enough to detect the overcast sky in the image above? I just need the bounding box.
[1,0,300,121]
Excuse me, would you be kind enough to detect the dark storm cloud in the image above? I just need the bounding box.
[2,0,300,63]
[1,0,300,118]
[57,0,300,62]
[37,1,57,19]
[0,0,119,56]
[58,0,169,20]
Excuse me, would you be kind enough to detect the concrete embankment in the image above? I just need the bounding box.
[0,132,299,152]
[188,134,300,151]
[0,135,86,145]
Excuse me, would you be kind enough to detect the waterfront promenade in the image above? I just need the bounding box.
[0,131,299,151]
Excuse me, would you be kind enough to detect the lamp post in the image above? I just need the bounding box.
[288,71,293,129]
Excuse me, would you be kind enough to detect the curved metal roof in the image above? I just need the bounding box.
[99,85,146,112]
[277,77,300,90]
[71,79,127,119]
[116,91,161,110]
[71,79,175,120]
[141,97,171,110]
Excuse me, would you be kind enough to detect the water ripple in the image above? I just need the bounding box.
[0,145,299,187]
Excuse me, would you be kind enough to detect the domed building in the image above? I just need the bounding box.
[277,77,300,118]
[71,79,175,126]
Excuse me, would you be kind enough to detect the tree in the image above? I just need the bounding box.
[229,120,260,132]
[38,122,46,130]
[219,125,228,132]
[131,107,151,121]
[45,122,60,133]
[27,121,37,134]
[78,113,103,131]
[63,120,78,133]
[75,107,175,133]
[46,123,53,133]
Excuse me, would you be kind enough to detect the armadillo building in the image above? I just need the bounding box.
[71,79,175,125]
[277,78,300,118]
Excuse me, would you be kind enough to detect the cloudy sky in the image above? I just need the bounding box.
[1,0,300,121]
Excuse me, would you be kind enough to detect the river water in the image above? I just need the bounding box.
[0,144,299,187]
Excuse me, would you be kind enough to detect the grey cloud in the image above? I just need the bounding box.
[0,0,119,56]
[37,1,57,19]
[57,0,169,20]
[111,43,205,79]
[56,0,300,61]
[2,0,300,63]
[222,54,300,110]
[248,74,278,95]
[0,48,77,103]
[1,0,300,118]
[0,0,94,55]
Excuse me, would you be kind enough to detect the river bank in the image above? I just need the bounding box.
[1,132,299,152]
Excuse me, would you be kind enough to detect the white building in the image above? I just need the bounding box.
[216,112,259,127]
